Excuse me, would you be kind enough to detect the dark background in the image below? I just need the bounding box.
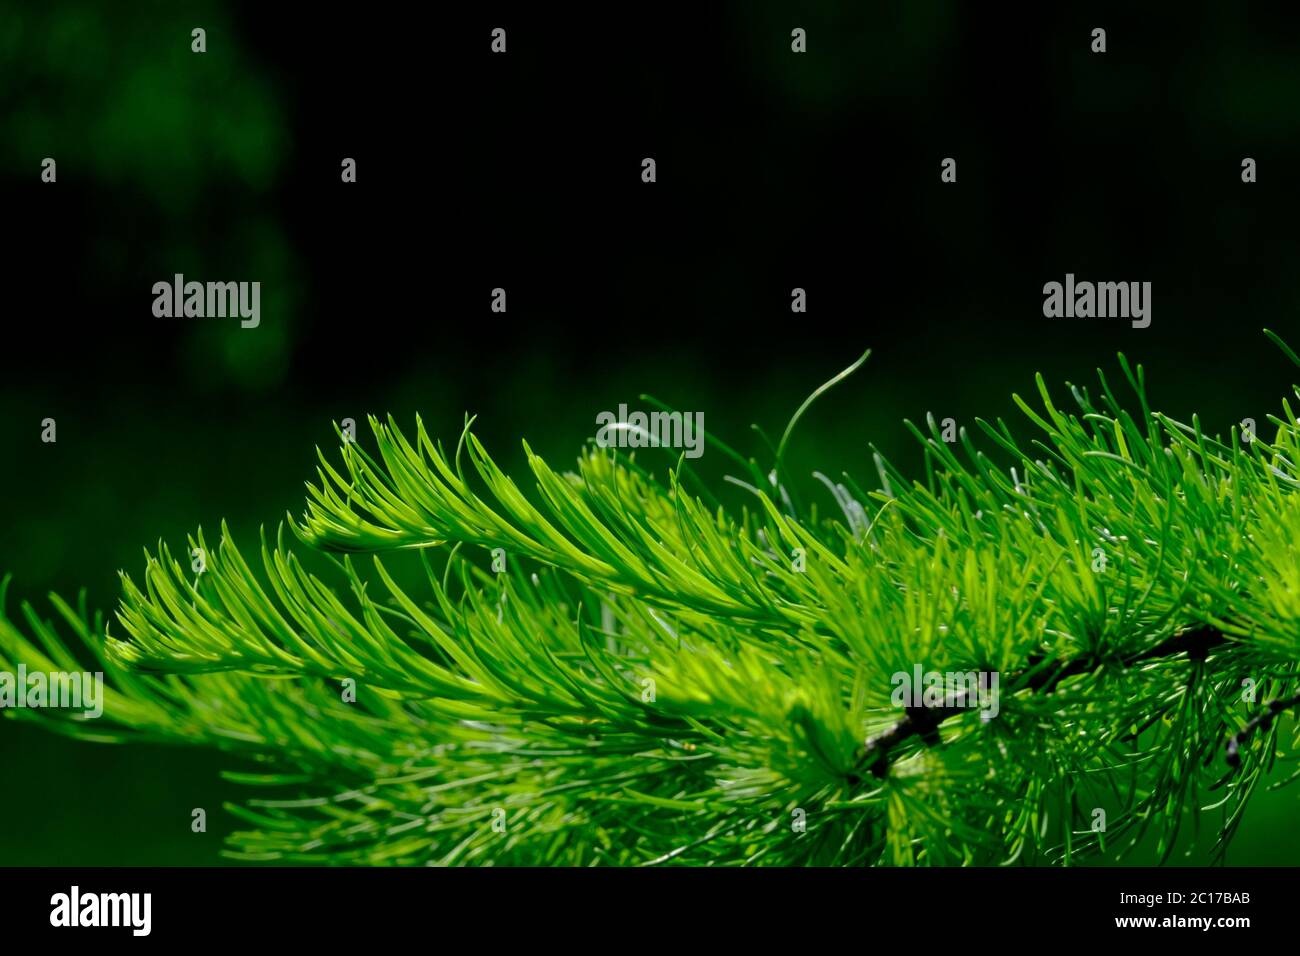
[2,1,1298,863]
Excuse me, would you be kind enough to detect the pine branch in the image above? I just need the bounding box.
[4,343,1300,865]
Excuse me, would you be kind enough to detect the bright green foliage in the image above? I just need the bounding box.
[3,344,1299,865]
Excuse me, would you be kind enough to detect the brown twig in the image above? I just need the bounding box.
[1225,690,1300,767]
[853,625,1228,781]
